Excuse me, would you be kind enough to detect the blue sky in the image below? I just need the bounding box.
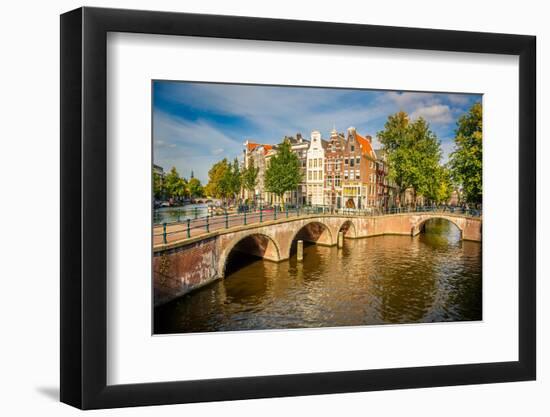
[153,81,481,184]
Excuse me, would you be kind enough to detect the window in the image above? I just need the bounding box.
[350,158,355,167]
[344,171,349,180]
[351,145,355,152]
[344,158,348,165]
[308,171,312,181]
[356,157,361,164]
[350,171,355,180]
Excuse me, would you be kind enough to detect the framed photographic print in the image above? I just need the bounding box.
[60,6,536,409]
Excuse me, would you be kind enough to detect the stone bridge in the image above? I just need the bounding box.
[153,212,481,306]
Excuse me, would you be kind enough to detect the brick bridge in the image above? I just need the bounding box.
[153,211,482,306]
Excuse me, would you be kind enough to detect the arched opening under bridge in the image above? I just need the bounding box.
[222,233,281,278]
[288,221,333,258]
[414,217,463,243]
[338,220,357,239]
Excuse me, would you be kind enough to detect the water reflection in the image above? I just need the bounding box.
[154,218,482,334]
[153,203,208,224]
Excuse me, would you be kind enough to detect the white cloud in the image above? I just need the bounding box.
[410,104,453,124]
[154,110,241,157]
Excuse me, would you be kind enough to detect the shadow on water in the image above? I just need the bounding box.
[224,250,263,276]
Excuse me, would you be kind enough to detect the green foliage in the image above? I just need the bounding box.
[449,102,483,204]
[205,158,241,203]
[187,177,204,198]
[205,159,230,199]
[227,158,242,200]
[377,112,443,205]
[241,157,259,193]
[163,167,188,200]
[265,139,302,208]
[428,165,453,204]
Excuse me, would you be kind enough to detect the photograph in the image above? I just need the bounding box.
[152,81,483,334]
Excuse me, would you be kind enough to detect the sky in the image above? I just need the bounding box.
[153,81,481,184]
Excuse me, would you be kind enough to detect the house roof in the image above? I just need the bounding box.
[246,141,275,155]
[356,133,376,159]
[246,142,260,152]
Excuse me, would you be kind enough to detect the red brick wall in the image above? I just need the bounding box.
[153,237,218,306]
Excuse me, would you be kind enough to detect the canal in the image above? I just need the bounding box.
[154,218,482,334]
[153,203,208,225]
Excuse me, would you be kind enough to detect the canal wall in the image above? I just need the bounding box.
[153,213,482,306]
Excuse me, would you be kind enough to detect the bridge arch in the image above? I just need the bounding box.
[338,219,357,238]
[287,220,334,258]
[219,232,281,278]
[412,215,464,239]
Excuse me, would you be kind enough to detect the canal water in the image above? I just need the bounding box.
[154,219,482,334]
[153,203,208,225]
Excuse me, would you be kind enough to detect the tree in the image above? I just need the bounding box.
[407,117,442,202]
[265,139,302,209]
[163,167,188,201]
[187,177,204,198]
[241,157,259,200]
[226,158,242,203]
[377,112,411,204]
[377,112,443,206]
[205,159,230,200]
[205,158,241,205]
[449,102,482,205]
[427,165,453,205]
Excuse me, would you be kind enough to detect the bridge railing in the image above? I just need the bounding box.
[153,205,481,245]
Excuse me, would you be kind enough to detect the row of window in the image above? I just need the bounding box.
[329,143,356,152]
[308,158,323,168]
[307,170,324,181]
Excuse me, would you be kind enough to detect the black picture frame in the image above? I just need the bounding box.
[60,6,536,410]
